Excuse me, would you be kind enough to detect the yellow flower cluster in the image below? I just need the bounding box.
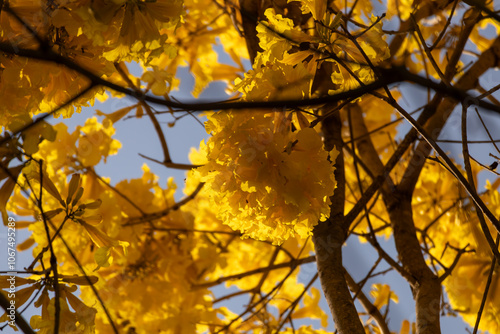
[183,165,329,329]
[144,0,248,97]
[1,116,332,333]
[0,0,182,141]
[191,110,337,245]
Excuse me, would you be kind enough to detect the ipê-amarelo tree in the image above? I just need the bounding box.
[1,0,500,333]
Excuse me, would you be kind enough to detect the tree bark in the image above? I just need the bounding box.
[387,197,442,334]
[312,112,365,334]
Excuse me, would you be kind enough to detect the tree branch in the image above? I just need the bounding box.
[0,292,36,334]
[345,271,391,334]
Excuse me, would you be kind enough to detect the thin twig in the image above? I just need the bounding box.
[138,153,201,170]
[275,273,319,332]
[0,84,94,147]
[214,267,296,333]
[473,107,500,155]
[27,216,69,271]
[345,270,391,334]
[192,255,316,289]
[410,14,449,86]
[123,182,204,226]
[114,63,172,164]
[439,244,473,283]
[472,234,500,334]
[152,227,240,235]
[88,167,145,215]
[212,288,255,304]
[436,139,500,144]
[430,0,459,50]
[36,161,60,334]
[461,103,500,262]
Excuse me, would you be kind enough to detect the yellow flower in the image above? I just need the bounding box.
[76,117,121,167]
[192,110,336,245]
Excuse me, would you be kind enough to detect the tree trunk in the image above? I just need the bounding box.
[312,112,365,334]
